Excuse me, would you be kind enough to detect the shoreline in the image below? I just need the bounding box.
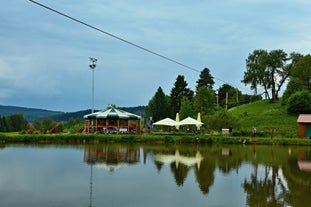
[1,133,311,146]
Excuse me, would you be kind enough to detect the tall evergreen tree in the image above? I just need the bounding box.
[146,87,170,121]
[170,75,194,115]
[196,68,215,90]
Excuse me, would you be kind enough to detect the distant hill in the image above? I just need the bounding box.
[0,105,63,122]
[49,106,146,122]
[0,105,146,122]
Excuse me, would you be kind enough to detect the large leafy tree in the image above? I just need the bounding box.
[282,54,311,109]
[291,55,311,90]
[170,75,194,115]
[242,49,268,96]
[196,68,215,90]
[146,86,170,121]
[194,86,216,115]
[242,49,302,101]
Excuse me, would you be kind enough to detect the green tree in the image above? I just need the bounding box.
[281,78,305,105]
[66,118,82,128]
[146,87,170,121]
[170,75,194,115]
[179,96,194,119]
[6,114,26,132]
[242,49,301,101]
[42,118,54,133]
[194,87,216,115]
[242,49,268,95]
[196,67,215,90]
[0,116,9,132]
[206,109,241,131]
[33,119,42,131]
[286,90,311,114]
[291,55,311,90]
[218,84,241,109]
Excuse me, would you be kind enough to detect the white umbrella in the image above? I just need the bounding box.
[153,118,177,126]
[179,117,203,126]
[175,113,180,130]
[196,112,202,130]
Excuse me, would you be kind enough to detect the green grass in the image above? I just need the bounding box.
[229,100,298,138]
[1,133,311,145]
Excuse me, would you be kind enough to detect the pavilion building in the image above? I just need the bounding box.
[83,106,141,134]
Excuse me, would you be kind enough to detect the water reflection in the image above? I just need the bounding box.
[83,144,140,173]
[297,150,311,172]
[0,144,311,207]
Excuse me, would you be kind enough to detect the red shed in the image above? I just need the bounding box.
[297,114,311,138]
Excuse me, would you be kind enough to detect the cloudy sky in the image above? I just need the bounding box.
[1,0,311,112]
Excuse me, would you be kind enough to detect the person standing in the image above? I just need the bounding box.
[252,127,256,137]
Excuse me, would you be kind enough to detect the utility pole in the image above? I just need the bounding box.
[89,57,97,113]
[226,92,228,110]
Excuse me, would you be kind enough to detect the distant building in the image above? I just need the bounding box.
[297,114,311,138]
[83,106,141,134]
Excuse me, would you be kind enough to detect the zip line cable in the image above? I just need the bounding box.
[28,0,253,93]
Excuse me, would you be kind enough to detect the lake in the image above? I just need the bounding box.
[0,143,310,207]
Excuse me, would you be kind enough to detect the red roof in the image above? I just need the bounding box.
[297,114,311,123]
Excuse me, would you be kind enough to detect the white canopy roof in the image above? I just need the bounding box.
[179,117,203,126]
[153,118,177,126]
[83,107,141,120]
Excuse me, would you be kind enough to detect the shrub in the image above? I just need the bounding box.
[287,90,311,114]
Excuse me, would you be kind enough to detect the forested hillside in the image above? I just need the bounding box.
[0,105,63,122]
[0,105,146,122]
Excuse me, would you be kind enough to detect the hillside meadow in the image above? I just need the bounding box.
[229,100,298,138]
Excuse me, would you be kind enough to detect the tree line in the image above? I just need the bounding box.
[0,113,84,134]
[145,67,261,132]
[146,49,311,132]
[0,114,26,132]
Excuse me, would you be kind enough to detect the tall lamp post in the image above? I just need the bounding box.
[89,57,97,113]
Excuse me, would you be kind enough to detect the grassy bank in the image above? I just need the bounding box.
[1,133,311,146]
[229,100,298,138]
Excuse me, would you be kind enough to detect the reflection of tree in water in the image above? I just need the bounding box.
[194,157,216,195]
[170,162,189,186]
[217,152,242,174]
[243,164,289,207]
[154,161,164,172]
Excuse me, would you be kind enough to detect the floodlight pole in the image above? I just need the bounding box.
[89,57,97,113]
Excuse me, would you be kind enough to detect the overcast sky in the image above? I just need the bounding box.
[1,0,311,112]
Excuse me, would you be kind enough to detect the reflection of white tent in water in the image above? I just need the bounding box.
[154,150,203,169]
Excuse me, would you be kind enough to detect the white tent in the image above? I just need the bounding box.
[153,118,178,126]
[179,117,203,126]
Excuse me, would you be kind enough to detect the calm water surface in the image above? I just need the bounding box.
[0,143,310,207]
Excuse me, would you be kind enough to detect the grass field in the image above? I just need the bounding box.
[229,100,298,138]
